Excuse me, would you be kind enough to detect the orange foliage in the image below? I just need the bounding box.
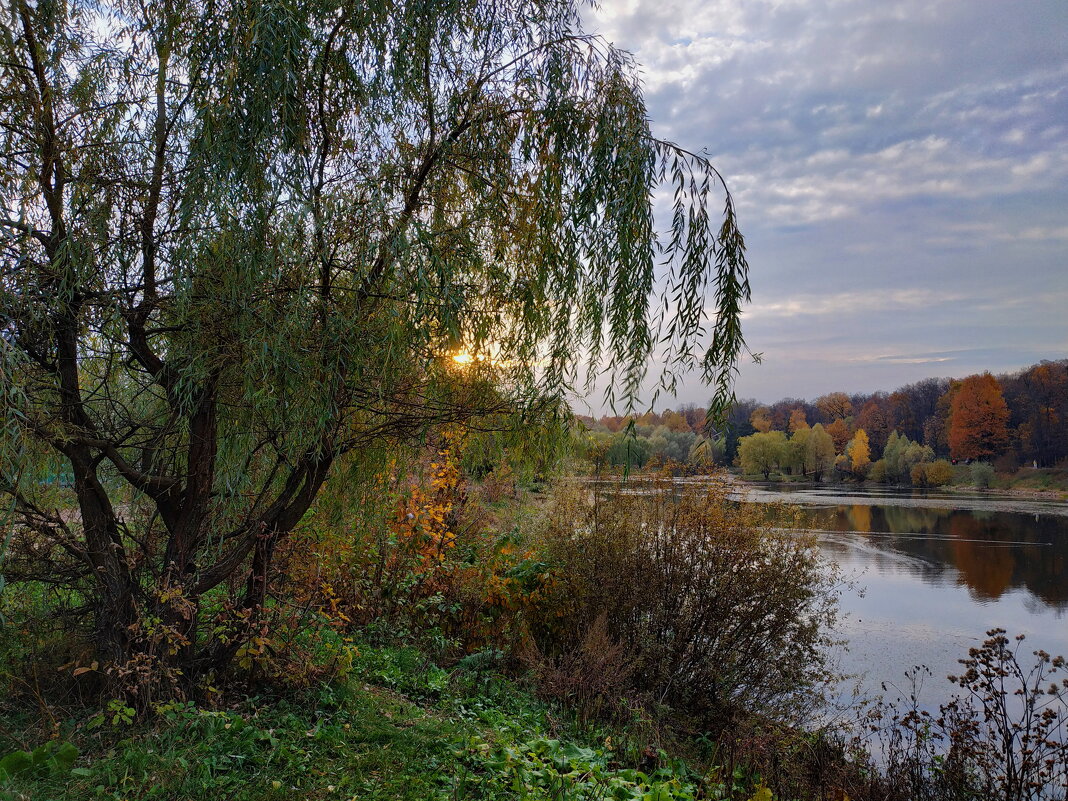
[393,448,461,567]
[277,439,552,655]
[948,373,1010,460]
[825,418,852,454]
[661,410,693,433]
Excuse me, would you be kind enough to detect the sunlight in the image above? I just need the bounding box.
[450,349,519,368]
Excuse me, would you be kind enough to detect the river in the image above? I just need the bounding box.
[736,481,1068,705]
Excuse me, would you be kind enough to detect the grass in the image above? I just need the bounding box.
[994,466,1068,493]
[0,643,712,801]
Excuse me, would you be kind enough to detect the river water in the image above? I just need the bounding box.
[736,481,1068,704]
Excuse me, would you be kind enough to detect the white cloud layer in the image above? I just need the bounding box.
[581,0,1068,405]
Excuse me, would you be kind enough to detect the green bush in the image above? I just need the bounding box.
[970,461,996,488]
[0,741,78,782]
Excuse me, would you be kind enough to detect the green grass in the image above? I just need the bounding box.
[0,644,711,801]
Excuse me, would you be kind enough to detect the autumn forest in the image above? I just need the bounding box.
[579,358,1068,482]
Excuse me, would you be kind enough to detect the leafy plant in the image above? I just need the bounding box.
[970,461,996,488]
[0,741,78,782]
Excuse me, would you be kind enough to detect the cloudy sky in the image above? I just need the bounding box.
[580,0,1067,407]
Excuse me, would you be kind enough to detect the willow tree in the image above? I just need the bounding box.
[0,0,749,688]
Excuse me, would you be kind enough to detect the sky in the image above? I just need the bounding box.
[578,0,1068,408]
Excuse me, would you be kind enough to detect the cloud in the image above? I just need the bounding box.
[579,0,1067,406]
[864,355,955,365]
[743,289,965,320]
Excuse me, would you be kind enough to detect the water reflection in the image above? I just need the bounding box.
[790,501,1068,611]
[734,481,1068,702]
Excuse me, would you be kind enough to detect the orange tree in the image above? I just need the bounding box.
[0,0,749,698]
[948,373,1011,461]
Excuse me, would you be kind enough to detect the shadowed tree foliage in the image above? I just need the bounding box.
[1003,361,1068,467]
[0,0,749,693]
[815,392,852,423]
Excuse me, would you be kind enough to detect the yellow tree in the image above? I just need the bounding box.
[846,429,871,476]
[750,407,774,433]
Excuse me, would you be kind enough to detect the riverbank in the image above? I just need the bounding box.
[945,482,1068,501]
[5,473,1066,800]
[0,478,819,801]
[727,463,1068,501]
[986,465,1068,498]
[0,642,714,800]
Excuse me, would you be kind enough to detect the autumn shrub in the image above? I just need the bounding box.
[273,443,552,664]
[517,613,635,723]
[530,475,839,733]
[478,463,516,503]
[912,459,954,487]
[909,463,926,487]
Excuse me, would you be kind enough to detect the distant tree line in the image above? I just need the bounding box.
[577,406,717,472]
[576,359,1068,476]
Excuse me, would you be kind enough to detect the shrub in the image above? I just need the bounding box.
[853,630,1068,801]
[532,475,839,732]
[275,443,552,663]
[479,463,516,503]
[923,460,954,487]
[971,461,996,488]
[910,460,957,487]
[909,462,926,486]
[518,613,635,723]
[868,459,887,483]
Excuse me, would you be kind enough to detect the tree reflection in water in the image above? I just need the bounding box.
[791,500,1067,611]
